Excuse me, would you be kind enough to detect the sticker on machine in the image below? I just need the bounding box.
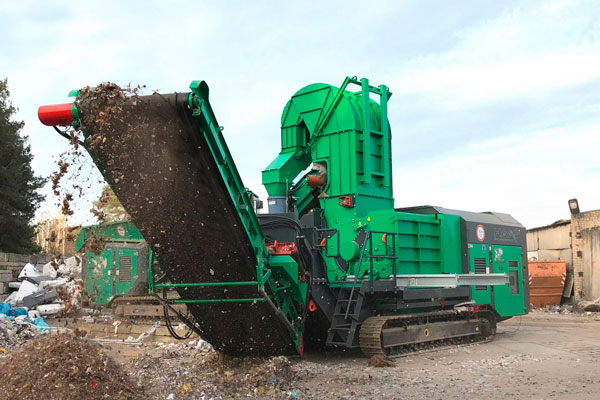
[476,224,485,242]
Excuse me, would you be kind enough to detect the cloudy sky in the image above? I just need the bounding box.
[1,0,599,229]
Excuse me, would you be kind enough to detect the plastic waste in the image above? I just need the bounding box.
[18,263,43,280]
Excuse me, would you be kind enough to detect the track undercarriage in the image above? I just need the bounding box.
[359,309,496,358]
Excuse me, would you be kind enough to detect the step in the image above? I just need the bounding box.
[334,313,358,317]
[329,324,352,330]
[327,341,347,346]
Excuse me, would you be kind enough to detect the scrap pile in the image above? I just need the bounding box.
[2,256,85,316]
[0,302,47,349]
[0,333,144,400]
[0,256,86,349]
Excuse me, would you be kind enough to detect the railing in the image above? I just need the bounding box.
[153,268,273,304]
[344,230,398,318]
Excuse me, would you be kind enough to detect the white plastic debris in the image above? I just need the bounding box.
[36,303,64,315]
[18,263,42,280]
[4,291,17,304]
[57,256,81,277]
[132,321,160,342]
[113,320,121,335]
[28,309,41,320]
[195,339,213,352]
[12,280,38,304]
[38,278,68,290]
[41,262,58,279]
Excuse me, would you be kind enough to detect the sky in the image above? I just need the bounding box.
[1,0,599,229]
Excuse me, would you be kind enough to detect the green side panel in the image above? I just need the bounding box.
[491,245,527,317]
[437,214,463,274]
[85,248,114,305]
[114,247,139,297]
[325,209,463,283]
[76,221,145,251]
[394,212,442,275]
[268,255,307,304]
[469,243,492,305]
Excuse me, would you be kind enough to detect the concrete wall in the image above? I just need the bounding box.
[571,209,600,300]
[582,228,600,300]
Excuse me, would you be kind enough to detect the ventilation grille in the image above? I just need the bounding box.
[119,256,133,282]
[474,258,487,274]
[509,270,520,295]
[474,257,487,290]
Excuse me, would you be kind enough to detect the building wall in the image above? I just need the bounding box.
[526,223,572,267]
[571,209,600,300]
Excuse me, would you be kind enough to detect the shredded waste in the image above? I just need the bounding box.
[126,341,298,399]
[0,334,144,400]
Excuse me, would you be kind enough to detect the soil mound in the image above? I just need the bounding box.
[0,333,144,400]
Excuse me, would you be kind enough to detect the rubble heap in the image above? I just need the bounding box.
[0,334,144,400]
[0,314,43,349]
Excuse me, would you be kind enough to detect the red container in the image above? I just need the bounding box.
[528,260,567,308]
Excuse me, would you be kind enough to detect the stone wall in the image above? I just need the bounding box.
[0,252,52,295]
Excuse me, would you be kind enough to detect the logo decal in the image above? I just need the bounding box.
[494,248,504,262]
[476,224,485,242]
[117,224,126,237]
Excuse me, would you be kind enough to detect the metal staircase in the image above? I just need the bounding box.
[326,284,367,347]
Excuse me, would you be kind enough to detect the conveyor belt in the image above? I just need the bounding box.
[77,90,296,355]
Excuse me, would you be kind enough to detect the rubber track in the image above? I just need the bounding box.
[78,92,296,355]
[360,311,492,358]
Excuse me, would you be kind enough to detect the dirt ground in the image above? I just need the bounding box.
[99,310,600,399]
[290,310,600,399]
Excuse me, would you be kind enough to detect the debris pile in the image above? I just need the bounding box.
[0,333,144,400]
[572,297,600,313]
[126,341,299,399]
[2,256,86,316]
[539,299,600,314]
[0,257,87,349]
[0,303,48,349]
[545,304,574,314]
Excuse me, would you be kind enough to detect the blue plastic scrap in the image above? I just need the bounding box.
[0,302,27,317]
[33,317,49,331]
[7,307,27,317]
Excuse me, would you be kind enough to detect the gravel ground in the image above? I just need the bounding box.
[4,311,598,399]
[103,310,600,399]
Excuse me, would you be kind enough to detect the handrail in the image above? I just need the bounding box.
[344,231,370,319]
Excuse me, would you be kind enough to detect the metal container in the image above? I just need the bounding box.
[528,260,566,308]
